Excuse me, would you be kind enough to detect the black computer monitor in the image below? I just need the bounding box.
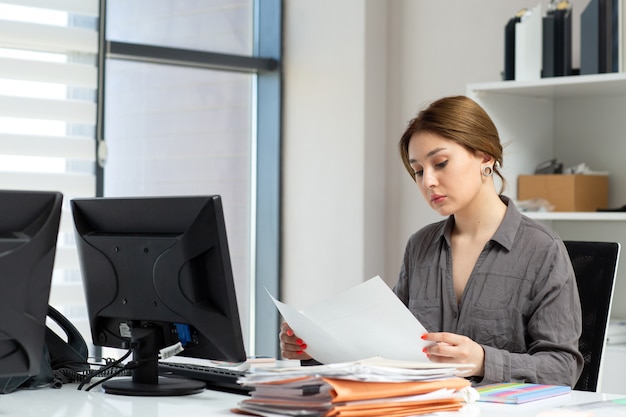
[0,190,62,378]
[71,195,246,396]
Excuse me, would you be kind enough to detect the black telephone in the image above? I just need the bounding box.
[0,305,90,394]
[45,305,90,371]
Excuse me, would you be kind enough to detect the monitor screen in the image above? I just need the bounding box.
[71,195,247,396]
[0,190,62,378]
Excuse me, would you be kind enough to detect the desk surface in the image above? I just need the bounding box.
[0,384,243,417]
[0,384,624,417]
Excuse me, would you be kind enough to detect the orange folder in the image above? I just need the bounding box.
[327,400,464,416]
[233,375,470,416]
[323,376,470,403]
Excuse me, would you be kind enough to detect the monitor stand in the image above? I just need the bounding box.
[103,375,205,396]
[102,326,205,396]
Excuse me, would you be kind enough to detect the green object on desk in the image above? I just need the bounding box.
[476,382,571,404]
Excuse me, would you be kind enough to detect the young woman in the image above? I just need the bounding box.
[280,95,584,387]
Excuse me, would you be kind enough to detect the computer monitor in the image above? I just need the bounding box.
[71,195,246,396]
[0,190,62,378]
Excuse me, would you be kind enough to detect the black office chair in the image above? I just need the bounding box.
[564,240,620,392]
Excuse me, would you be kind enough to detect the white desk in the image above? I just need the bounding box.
[468,390,626,417]
[0,384,243,417]
[0,384,624,417]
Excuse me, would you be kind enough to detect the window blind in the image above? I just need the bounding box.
[0,1,98,337]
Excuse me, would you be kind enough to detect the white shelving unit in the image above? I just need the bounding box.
[468,72,626,208]
[468,74,626,394]
[526,212,626,221]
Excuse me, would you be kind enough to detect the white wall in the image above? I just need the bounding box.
[282,0,589,306]
[282,0,388,306]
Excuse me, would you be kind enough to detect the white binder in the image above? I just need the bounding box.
[515,4,543,81]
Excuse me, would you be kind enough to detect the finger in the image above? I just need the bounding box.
[428,346,457,360]
[280,339,312,360]
[279,322,313,360]
[281,339,308,351]
[281,349,312,360]
[422,332,458,344]
[423,340,461,361]
[279,332,308,352]
[280,332,307,348]
[279,325,299,343]
[428,354,461,364]
[280,322,294,336]
[279,330,293,343]
[431,343,476,364]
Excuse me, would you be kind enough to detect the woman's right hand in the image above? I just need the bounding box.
[279,322,312,360]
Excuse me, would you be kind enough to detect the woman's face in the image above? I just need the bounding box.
[407,131,485,216]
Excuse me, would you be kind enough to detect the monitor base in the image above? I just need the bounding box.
[103,376,205,396]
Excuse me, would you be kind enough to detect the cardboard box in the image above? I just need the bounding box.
[517,174,608,212]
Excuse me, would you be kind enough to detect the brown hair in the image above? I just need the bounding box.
[398,95,506,194]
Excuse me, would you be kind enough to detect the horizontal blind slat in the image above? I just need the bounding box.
[52,246,79,269]
[0,20,97,53]
[0,171,95,196]
[0,57,97,87]
[59,211,74,234]
[48,284,86,307]
[0,0,98,16]
[0,133,94,159]
[0,95,96,123]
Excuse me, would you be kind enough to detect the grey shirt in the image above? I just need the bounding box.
[393,196,584,387]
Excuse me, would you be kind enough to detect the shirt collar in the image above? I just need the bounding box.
[490,195,521,251]
[440,195,521,251]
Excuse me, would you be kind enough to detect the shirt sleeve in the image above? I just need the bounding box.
[480,239,584,387]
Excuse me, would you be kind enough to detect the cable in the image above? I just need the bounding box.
[84,366,131,392]
[77,350,132,391]
[83,356,163,392]
[77,342,183,391]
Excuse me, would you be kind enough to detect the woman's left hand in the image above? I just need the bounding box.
[421,332,485,377]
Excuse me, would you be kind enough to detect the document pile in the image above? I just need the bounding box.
[232,357,474,416]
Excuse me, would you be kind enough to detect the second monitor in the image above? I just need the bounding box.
[71,195,246,396]
[0,190,62,381]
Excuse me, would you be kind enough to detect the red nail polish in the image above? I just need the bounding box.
[300,344,307,350]
[422,347,427,353]
[286,329,294,337]
[296,338,303,345]
[296,350,303,355]
[421,334,427,340]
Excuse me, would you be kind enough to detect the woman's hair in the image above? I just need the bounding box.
[398,95,506,194]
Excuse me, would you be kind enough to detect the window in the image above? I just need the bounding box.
[0,0,98,343]
[101,0,282,356]
[0,0,282,358]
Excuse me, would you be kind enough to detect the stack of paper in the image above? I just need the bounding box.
[233,358,474,416]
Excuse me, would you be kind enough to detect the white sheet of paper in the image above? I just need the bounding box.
[269,276,431,364]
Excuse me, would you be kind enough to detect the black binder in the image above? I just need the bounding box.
[580,0,619,74]
[504,16,520,80]
[542,7,572,77]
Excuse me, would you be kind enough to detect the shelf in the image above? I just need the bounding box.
[524,212,626,221]
[605,344,626,352]
[468,72,626,99]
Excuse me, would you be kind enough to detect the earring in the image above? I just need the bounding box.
[482,165,493,177]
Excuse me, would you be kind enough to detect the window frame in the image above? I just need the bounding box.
[96,0,282,357]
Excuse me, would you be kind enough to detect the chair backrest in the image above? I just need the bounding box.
[564,240,620,392]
